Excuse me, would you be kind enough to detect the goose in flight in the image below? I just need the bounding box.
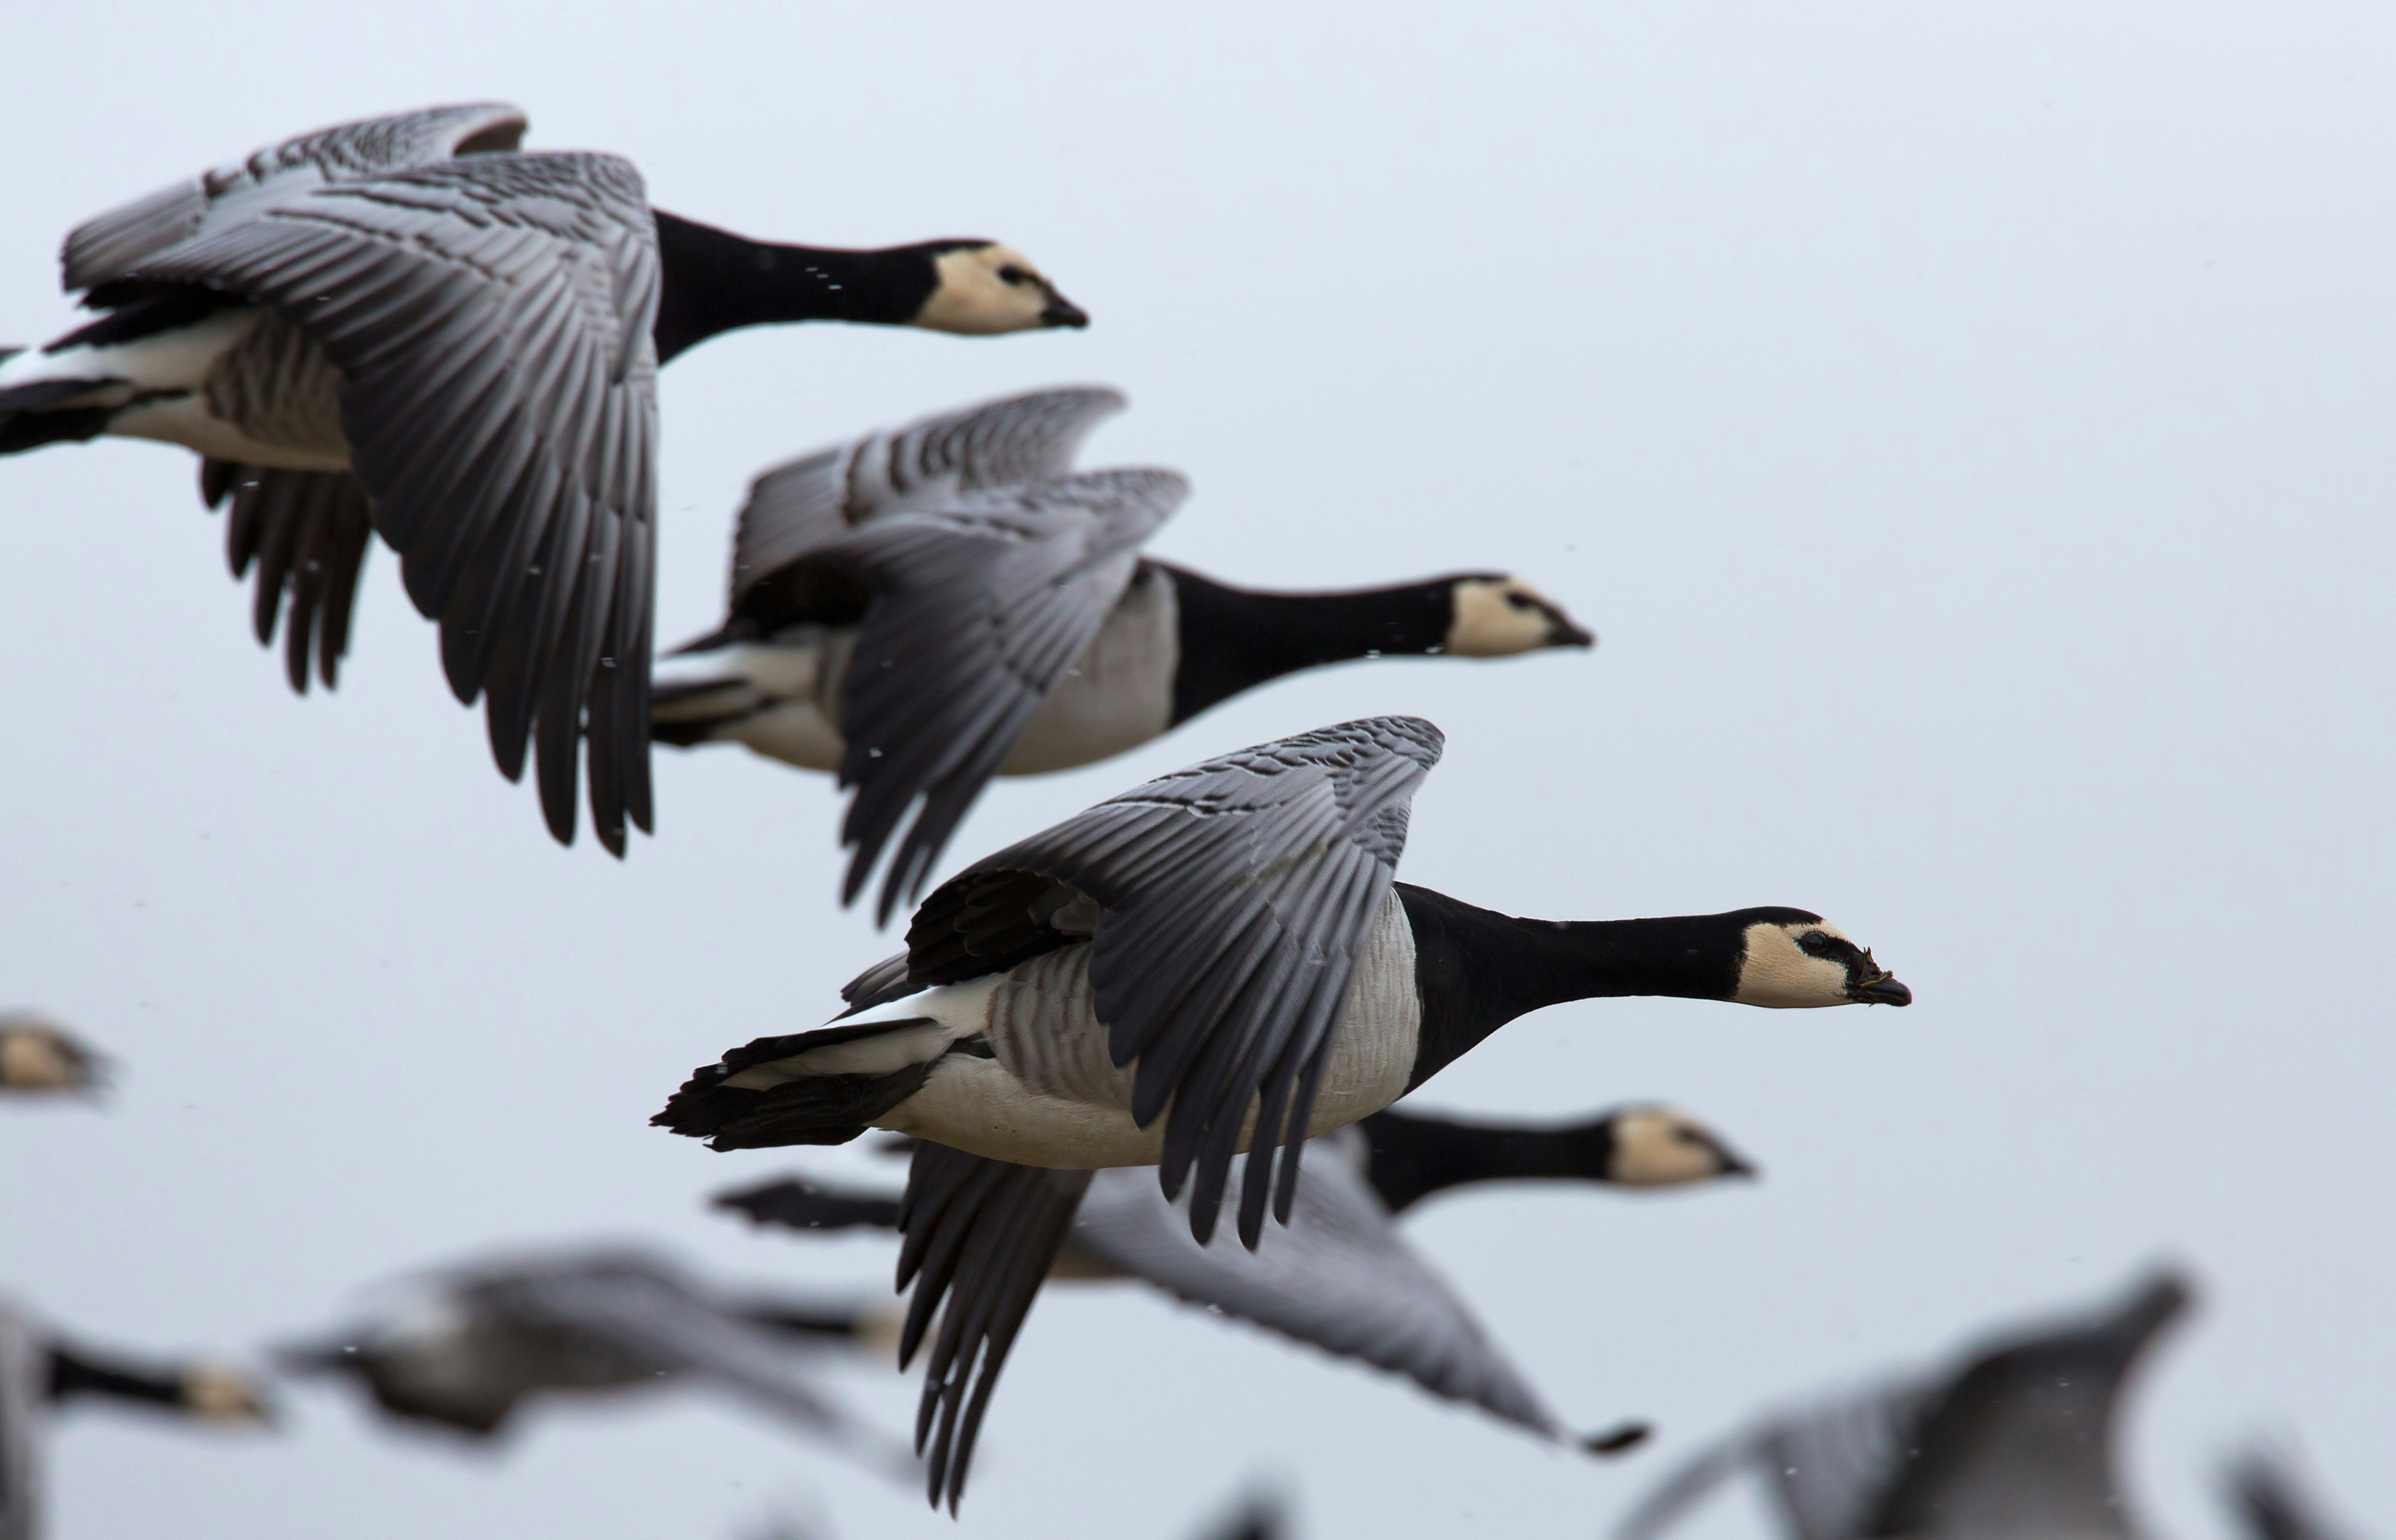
[0,1014,105,1098]
[274,1247,907,1472]
[1614,1268,2192,1540]
[0,102,1085,853]
[654,715,1908,1506]
[716,1106,1748,1456]
[1,1298,272,1540]
[649,387,1592,920]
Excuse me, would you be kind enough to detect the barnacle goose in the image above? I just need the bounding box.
[1,1297,271,1540]
[274,1247,907,1471]
[714,1105,1749,1456]
[649,386,1593,920]
[0,103,1084,853]
[654,715,1907,1507]
[1616,1269,2192,1540]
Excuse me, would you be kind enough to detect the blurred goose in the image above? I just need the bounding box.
[0,103,1083,853]
[0,1015,105,1098]
[656,715,1907,1506]
[276,1248,906,1471]
[717,1106,1747,1452]
[1616,1269,2192,1540]
[2,1298,271,1540]
[2224,1448,2367,1540]
[650,387,1592,920]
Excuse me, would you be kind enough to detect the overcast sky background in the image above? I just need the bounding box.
[2,2,2390,1537]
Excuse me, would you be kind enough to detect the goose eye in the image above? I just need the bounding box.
[1798,930,1835,956]
[997,264,1032,286]
[1503,591,1537,611]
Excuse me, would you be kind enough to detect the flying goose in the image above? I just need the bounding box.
[717,1107,1744,1457]
[0,103,1084,853]
[275,1248,906,1470]
[0,1014,105,1098]
[655,715,1907,1506]
[2,1298,272,1540]
[1615,1269,2193,1540]
[649,387,1592,919]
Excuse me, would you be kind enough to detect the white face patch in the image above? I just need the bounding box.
[1732,920,1861,1008]
[1444,577,1588,657]
[0,1028,81,1090]
[1609,1107,1741,1188]
[916,246,1069,335]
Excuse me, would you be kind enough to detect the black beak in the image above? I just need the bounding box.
[1039,293,1089,328]
[1580,1421,1654,1457]
[1715,1147,1761,1179]
[1849,974,1913,1007]
[1548,617,1596,649]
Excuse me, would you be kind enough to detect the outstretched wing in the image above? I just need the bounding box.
[1069,1137,1562,1438]
[904,715,1444,1248]
[1614,1380,1932,1540]
[815,469,1186,921]
[62,102,529,293]
[722,386,1128,631]
[473,1259,899,1459]
[893,1142,1092,1512]
[126,151,661,853]
[201,462,374,692]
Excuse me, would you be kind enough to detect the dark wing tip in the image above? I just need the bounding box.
[1583,1421,1655,1457]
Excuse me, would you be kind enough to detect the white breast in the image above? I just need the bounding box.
[879,890,1421,1168]
[999,564,1180,774]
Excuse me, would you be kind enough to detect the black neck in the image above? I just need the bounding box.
[1360,1107,1619,1215]
[1398,885,1776,1090]
[652,210,951,363]
[734,1301,880,1342]
[1161,564,1465,725]
[47,1344,185,1408]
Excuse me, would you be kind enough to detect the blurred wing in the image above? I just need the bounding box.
[1070,1143,1562,1438]
[0,1304,42,1540]
[476,1261,884,1446]
[725,386,1129,623]
[716,1177,905,1233]
[129,151,661,853]
[904,715,1445,1248]
[1615,1380,1930,1540]
[62,102,529,292]
[202,462,373,693]
[822,469,1186,922]
[893,1142,1092,1512]
[2225,1451,2357,1540]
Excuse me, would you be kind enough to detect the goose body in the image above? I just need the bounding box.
[1616,1270,2193,1540]
[648,388,1592,919]
[0,103,1084,851]
[658,714,1907,1509]
[276,1250,903,1464]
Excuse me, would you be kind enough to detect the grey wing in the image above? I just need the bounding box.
[723,386,1129,626]
[1070,1146,1562,1439]
[819,468,1186,923]
[905,715,1445,1249]
[0,1304,41,1540]
[201,462,373,692]
[127,151,661,853]
[476,1261,893,1452]
[837,951,924,1017]
[894,1141,1092,1512]
[1614,1381,1931,1540]
[62,102,529,293]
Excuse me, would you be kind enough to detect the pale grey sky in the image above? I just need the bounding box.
[1,2,2390,1538]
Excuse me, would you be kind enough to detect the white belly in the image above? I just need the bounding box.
[875,890,1421,1168]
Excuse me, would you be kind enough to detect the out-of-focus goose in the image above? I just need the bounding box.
[276,1248,906,1470]
[0,104,1084,853]
[649,387,1592,920]
[655,716,1908,1506]
[2224,1448,2367,1540]
[1615,1269,2193,1540]
[716,1106,1746,1451]
[0,1014,105,1098]
[2,1298,272,1540]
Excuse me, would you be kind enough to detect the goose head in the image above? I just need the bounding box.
[1731,914,1912,1007]
[181,1364,276,1425]
[1443,576,1594,656]
[0,1013,105,1095]
[1606,1106,1758,1187]
[916,243,1088,334]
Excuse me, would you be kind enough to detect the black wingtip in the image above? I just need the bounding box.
[1582,1421,1654,1456]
